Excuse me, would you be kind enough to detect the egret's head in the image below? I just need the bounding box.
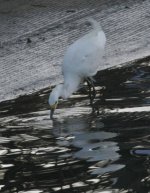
[49,101,58,119]
[48,84,63,119]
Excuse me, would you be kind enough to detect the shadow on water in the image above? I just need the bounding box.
[0,58,150,193]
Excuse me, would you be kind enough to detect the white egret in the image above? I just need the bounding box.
[49,18,106,119]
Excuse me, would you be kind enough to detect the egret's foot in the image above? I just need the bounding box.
[91,86,107,116]
[99,86,106,102]
[86,77,96,106]
[91,102,99,115]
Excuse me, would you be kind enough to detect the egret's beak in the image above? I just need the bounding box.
[50,102,58,119]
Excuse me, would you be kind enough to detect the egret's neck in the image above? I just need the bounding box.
[49,75,81,105]
[62,74,81,99]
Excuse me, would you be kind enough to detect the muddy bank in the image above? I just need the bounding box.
[0,0,150,102]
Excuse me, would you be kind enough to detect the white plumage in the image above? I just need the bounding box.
[49,18,106,118]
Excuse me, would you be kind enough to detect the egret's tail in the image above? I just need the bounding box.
[86,18,102,31]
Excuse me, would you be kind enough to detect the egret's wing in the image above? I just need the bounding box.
[63,30,106,77]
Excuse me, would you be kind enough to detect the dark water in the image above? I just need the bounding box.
[0,60,150,193]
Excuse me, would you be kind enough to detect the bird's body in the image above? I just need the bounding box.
[49,18,106,118]
[63,23,106,78]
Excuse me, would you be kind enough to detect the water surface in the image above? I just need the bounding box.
[0,60,150,193]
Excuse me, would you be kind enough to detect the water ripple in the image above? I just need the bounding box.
[0,61,149,192]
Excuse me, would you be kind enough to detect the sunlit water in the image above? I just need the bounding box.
[0,60,150,193]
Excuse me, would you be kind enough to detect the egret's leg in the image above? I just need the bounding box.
[86,79,92,104]
[88,77,96,100]
[86,77,96,107]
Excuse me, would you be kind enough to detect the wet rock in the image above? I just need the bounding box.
[66,9,76,13]
[27,38,32,44]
